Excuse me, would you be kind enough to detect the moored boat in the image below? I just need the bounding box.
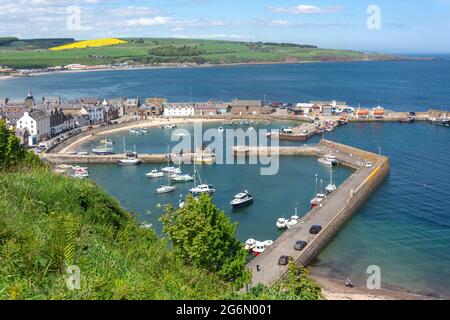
[146,169,164,178]
[230,191,253,208]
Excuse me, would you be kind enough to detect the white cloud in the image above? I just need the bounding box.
[106,6,160,17]
[270,4,343,14]
[172,33,249,40]
[125,16,173,27]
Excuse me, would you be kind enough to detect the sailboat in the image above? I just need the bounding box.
[161,145,177,173]
[326,167,337,194]
[189,164,215,196]
[155,167,176,194]
[118,138,141,165]
[310,175,326,208]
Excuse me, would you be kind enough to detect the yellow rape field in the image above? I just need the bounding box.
[49,38,127,51]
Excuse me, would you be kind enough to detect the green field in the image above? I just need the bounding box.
[0,37,400,69]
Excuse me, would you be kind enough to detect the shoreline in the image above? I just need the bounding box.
[309,269,442,300]
[0,57,426,81]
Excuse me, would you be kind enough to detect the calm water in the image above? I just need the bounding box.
[1,56,450,111]
[1,58,449,297]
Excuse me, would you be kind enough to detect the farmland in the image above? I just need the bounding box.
[0,37,403,69]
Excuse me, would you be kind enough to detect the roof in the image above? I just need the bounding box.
[231,100,262,107]
[29,111,49,121]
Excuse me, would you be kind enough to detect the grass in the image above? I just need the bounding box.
[0,37,400,69]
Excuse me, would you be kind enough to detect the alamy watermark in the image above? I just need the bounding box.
[170,123,280,176]
[366,265,382,290]
[67,6,82,31]
[367,5,382,30]
[66,265,81,290]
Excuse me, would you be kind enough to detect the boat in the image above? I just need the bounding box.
[276,218,288,229]
[155,185,176,194]
[193,153,216,165]
[310,176,327,208]
[92,146,114,155]
[161,145,176,172]
[230,190,254,208]
[218,127,224,134]
[170,174,194,183]
[248,127,255,132]
[430,114,450,127]
[118,139,141,165]
[72,166,89,179]
[189,164,216,196]
[190,184,216,196]
[286,218,299,228]
[326,167,337,194]
[325,126,333,132]
[245,239,257,251]
[325,154,338,165]
[146,169,164,178]
[100,138,114,146]
[252,240,274,256]
[281,127,293,134]
[317,157,333,167]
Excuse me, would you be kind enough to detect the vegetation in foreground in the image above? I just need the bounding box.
[0,37,402,69]
[0,120,322,300]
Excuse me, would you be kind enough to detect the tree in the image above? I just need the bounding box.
[161,194,250,288]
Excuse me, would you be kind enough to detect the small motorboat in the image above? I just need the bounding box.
[155,185,176,194]
[252,240,274,256]
[245,239,257,251]
[318,157,333,167]
[324,154,338,165]
[92,146,114,155]
[118,151,141,166]
[146,170,164,178]
[281,127,293,134]
[310,193,326,208]
[286,218,299,229]
[230,191,254,208]
[190,184,216,196]
[276,218,288,229]
[161,166,177,173]
[218,127,224,134]
[170,174,194,183]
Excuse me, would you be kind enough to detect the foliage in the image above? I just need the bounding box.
[0,37,19,46]
[148,45,205,57]
[0,119,43,172]
[161,194,251,288]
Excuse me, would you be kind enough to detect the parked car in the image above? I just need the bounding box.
[309,225,322,235]
[278,255,293,266]
[365,161,373,168]
[294,240,308,251]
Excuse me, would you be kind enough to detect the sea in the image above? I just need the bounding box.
[0,54,449,298]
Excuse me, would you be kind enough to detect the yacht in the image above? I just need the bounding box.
[317,157,333,167]
[276,218,288,229]
[230,191,253,208]
[190,184,216,196]
[118,139,141,165]
[155,185,176,194]
[171,174,194,183]
[252,240,274,256]
[146,169,164,178]
[245,239,257,251]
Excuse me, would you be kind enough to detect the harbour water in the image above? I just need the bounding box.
[1,57,449,297]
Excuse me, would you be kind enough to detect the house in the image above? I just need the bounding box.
[193,101,231,116]
[139,103,163,118]
[123,97,140,116]
[17,111,51,143]
[164,103,194,117]
[101,99,119,122]
[230,100,262,116]
[145,97,167,108]
[80,106,104,125]
[295,103,314,115]
[322,105,334,117]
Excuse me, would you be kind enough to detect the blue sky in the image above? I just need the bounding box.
[1,0,449,53]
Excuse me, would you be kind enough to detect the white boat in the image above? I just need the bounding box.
[171,174,194,183]
[318,157,333,167]
[100,139,114,146]
[276,218,288,229]
[190,184,215,196]
[281,127,293,134]
[248,127,255,132]
[230,191,253,208]
[286,217,299,228]
[155,185,176,194]
[252,240,274,256]
[325,154,338,165]
[245,239,257,250]
[218,127,224,134]
[146,169,164,178]
[118,139,141,165]
[161,166,176,173]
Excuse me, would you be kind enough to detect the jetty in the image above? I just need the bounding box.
[245,139,390,288]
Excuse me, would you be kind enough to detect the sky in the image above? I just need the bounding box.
[0,0,449,53]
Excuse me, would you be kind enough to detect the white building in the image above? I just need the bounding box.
[80,106,104,125]
[17,111,51,143]
[164,104,195,117]
[296,103,314,115]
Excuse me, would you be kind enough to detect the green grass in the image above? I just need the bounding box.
[0,169,232,299]
[0,37,400,69]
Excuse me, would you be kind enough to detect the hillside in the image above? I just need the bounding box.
[0,37,402,69]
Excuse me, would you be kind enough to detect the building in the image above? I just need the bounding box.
[80,106,104,125]
[295,103,314,115]
[139,103,163,118]
[322,106,334,117]
[17,111,51,143]
[164,103,194,117]
[101,99,119,123]
[193,101,231,116]
[123,98,140,116]
[230,100,262,116]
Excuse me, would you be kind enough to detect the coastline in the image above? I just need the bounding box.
[0,57,426,81]
[309,269,441,300]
